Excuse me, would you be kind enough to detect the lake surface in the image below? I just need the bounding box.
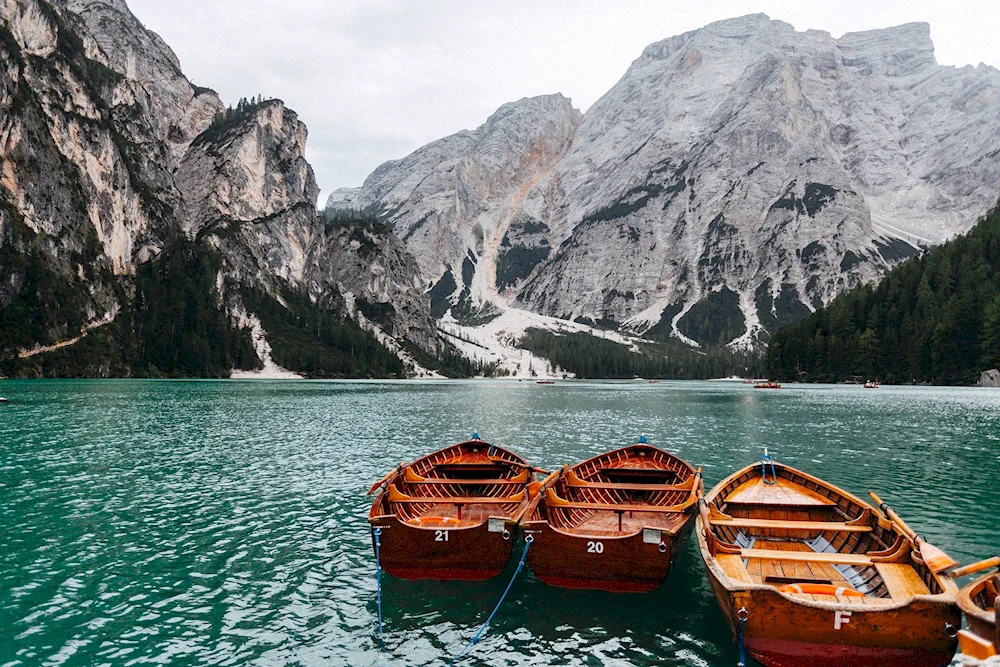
[1,380,998,666]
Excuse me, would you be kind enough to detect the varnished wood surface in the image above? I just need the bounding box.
[725,476,836,506]
[368,440,534,581]
[710,517,873,532]
[696,460,960,666]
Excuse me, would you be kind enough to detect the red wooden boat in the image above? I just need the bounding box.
[952,556,1000,660]
[520,440,702,592]
[368,437,537,581]
[754,381,781,389]
[697,458,960,667]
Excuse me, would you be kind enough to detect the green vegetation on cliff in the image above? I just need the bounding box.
[520,328,764,380]
[768,208,1000,385]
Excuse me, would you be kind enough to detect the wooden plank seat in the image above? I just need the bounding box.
[545,487,697,513]
[718,554,754,584]
[875,563,930,600]
[403,467,529,485]
[710,517,873,533]
[739,548,873,566]
[565,468,696,492]
[388,485,525,504]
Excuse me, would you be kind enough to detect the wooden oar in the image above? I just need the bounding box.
[367,462,406,495]
[949,556,1000,579]
[869,491,958,573]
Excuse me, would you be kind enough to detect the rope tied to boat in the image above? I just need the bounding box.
[373,528,386,654]
[736,606,749,667]
[760,448,777,486]
[446,535,534,665]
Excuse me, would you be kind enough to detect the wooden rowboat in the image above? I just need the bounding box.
[368,437,537,581]
[754,381,781,389]
[697,459,960,667]
[520,441,702,592]
[952,557,1000,660]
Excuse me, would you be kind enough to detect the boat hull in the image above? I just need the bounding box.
[370,516,515,581]
[702,562,958,666]
[524,517,695,593]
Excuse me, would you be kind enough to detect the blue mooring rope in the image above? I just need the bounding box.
[760,449,777,486]
[737,607,748,667]
[374,528,386,653]
[446,535,533,665]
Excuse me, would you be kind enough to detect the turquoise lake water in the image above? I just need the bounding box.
[1,380,998,666]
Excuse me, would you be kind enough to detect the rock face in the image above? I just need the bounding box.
[331,15,1000,347]
[1,0,438,372]
[978,369,1000,388]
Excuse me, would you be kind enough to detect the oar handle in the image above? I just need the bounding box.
[367,462,406,495]
[868,490,918,540]
[950,556,1000,579]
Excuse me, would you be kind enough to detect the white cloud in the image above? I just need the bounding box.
[126,0,1000,200]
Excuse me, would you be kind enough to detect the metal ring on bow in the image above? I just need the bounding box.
[502,529,511,541]
[737,607,749,622]
[658,542,667,553]
[525,534,535,543]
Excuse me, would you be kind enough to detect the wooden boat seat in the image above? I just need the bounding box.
[565,468,695,492]
[709,517,872,533]
[717,554,754,584]
[545,487,697,513]
[739,548,873,566]
[388,485,524,505]
[875,563,930,600]
[404,467,529,485]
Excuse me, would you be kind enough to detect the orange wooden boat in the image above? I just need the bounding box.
[520,440,702,592]
[368,437,537,581]
[952,556,1000,660]
[697,458,960,667]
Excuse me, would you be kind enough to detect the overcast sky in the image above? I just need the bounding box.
[128,0,1000,202]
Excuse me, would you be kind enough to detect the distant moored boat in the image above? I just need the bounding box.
[754,381,781,389]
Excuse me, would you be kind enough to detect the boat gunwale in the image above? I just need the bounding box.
[368,439,533,531]
[520,444,701,540]
[697,460,958,610]
[956,570,999,626]
[567,443,699,481]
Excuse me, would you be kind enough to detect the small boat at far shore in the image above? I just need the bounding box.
[536,380,555,385]
[754,381,781,389]
[952,556,1000,660]
[697,456,960,667]
[368,436,538,581]
[520,439,702,592]
[864,381,880,389]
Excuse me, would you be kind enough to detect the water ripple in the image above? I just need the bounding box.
[0,380,997,665]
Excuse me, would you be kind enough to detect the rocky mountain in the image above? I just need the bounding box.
[330,14,1000,348]
[1,0,442,377]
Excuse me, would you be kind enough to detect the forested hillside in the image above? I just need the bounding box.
[767,208,1000,385]
[520,329,765,380]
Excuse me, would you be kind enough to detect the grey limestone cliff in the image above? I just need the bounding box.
[331,15,1000,348]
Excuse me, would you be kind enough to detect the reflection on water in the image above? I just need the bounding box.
[1,380,998,665]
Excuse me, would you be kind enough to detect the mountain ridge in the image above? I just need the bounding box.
[330,13,1000,349]
[1,0,447,378]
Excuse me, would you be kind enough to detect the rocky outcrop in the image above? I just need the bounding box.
[978,369,1000,388]
[1,0,439,374]
[332,14,1000,348]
